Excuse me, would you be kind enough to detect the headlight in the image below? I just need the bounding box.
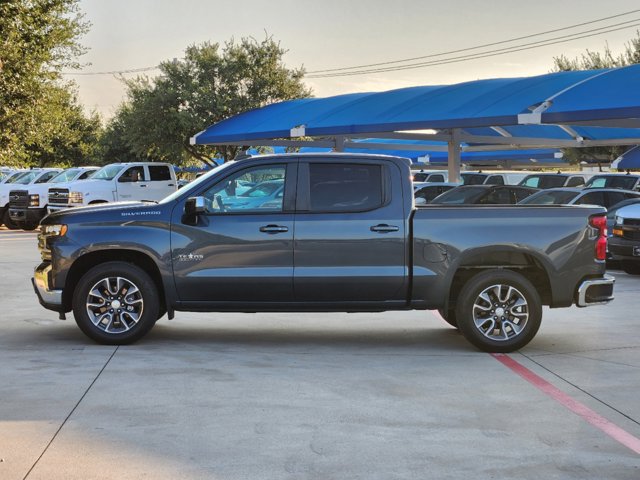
[43,224,67,236]
[615,216,623,225]
[29,194,40,207]
[68,191,83,204]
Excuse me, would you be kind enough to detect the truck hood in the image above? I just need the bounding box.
[43,201,162,224]
[57,179,110,193]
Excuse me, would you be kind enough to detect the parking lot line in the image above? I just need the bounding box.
[493,353,640,455]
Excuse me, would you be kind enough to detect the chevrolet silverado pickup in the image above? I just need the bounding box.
[32,154,614,352]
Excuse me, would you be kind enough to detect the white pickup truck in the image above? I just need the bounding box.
[8,167,98,230]
[1,169,62,229]
[48,162,178,212]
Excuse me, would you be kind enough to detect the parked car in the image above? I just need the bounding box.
[431,185,539,204]
[414,182,459,204]
[519,172,588,189]
[32,153,613,352]
[609,203,640,274]
[518,188,640,208]
[584,173,640,191]
[412,169,448,183]
[0,169,62,229]
[47,162,177,212]
[8,167,98,230]
[460,171,531,186]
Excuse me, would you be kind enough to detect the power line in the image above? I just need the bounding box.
[307,8,640,74]
[62,65,159,76]
[307,19,640,78]
[61,9,640,79]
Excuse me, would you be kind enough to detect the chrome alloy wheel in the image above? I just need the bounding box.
[85,277,144,334]
[471,284,529,342]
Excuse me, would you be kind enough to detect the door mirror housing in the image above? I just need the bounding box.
[185,196,206,216]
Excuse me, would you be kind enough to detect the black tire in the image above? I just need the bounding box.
[622,262,640,275]
[455,269,542,353]
[72,261,159,345]
[437,308,458,328]
[2,211,19,230]
[21,222,38,231]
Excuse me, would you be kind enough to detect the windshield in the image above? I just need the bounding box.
[518,190,578,205]
[160,162,234,204]
[50,169,81,183]
[2,172,27,184]
[520,175,568,189]
[15,171,41,184]
[91,164,125,181]
[431,186,488,204]
[461,173,488,185]
[585,175,639,190]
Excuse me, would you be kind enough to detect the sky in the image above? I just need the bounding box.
[70,0,640,119]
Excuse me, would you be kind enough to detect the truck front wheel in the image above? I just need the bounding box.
[455,269,542,353]
[72,262,159,345]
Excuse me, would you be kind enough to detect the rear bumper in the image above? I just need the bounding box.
[32,262,65,313]
[576,274,615,307]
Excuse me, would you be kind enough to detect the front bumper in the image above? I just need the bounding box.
[608,235,640,261]
[9,207,47,225]
[32,262,65,313]
[576,274,615,307]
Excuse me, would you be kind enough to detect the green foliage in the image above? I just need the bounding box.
[553,32,640,71]
[551,31,640,168]
[109,36,312,165]
[0,0,100,167]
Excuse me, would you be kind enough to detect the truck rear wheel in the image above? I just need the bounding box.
[455,269,542,353]
[72,261,159,345]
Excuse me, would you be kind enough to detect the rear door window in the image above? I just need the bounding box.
[149,165,172,181]
[566,176,585,187]
[308,163,383,212]
[485,175,504,185]
[575,191,606,207]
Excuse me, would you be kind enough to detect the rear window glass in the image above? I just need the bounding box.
[521,175,568,189]
[586,175,639,190]
[461,173,488,185]
[309,163,383,212]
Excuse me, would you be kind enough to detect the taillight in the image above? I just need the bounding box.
[589,215,607,261]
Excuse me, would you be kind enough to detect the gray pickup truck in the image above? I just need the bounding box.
[32,154,614,352]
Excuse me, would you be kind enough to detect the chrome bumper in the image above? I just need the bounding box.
[32,263,63,308]
[576,274,615,307]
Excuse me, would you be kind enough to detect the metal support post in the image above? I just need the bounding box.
[448,129,462,183]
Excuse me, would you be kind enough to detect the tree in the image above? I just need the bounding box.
[552,32,640,169]
[0,0,99,166]
[110,36,312,165]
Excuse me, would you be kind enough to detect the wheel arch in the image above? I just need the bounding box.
[62,249,167,312]
[445,247,552,313]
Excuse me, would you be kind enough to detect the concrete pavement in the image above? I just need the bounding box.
[0,228,639,479]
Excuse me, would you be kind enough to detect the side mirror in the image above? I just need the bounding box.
[185,196,206,216]
[415,197,427,205]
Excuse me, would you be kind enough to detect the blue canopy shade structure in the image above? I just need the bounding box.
[191,65,640,180]
[612,146,640,169]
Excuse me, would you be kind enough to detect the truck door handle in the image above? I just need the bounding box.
[259,225,289,234]
[139,184,147,187]
[168,184,175,187]
[370,224,399,233]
